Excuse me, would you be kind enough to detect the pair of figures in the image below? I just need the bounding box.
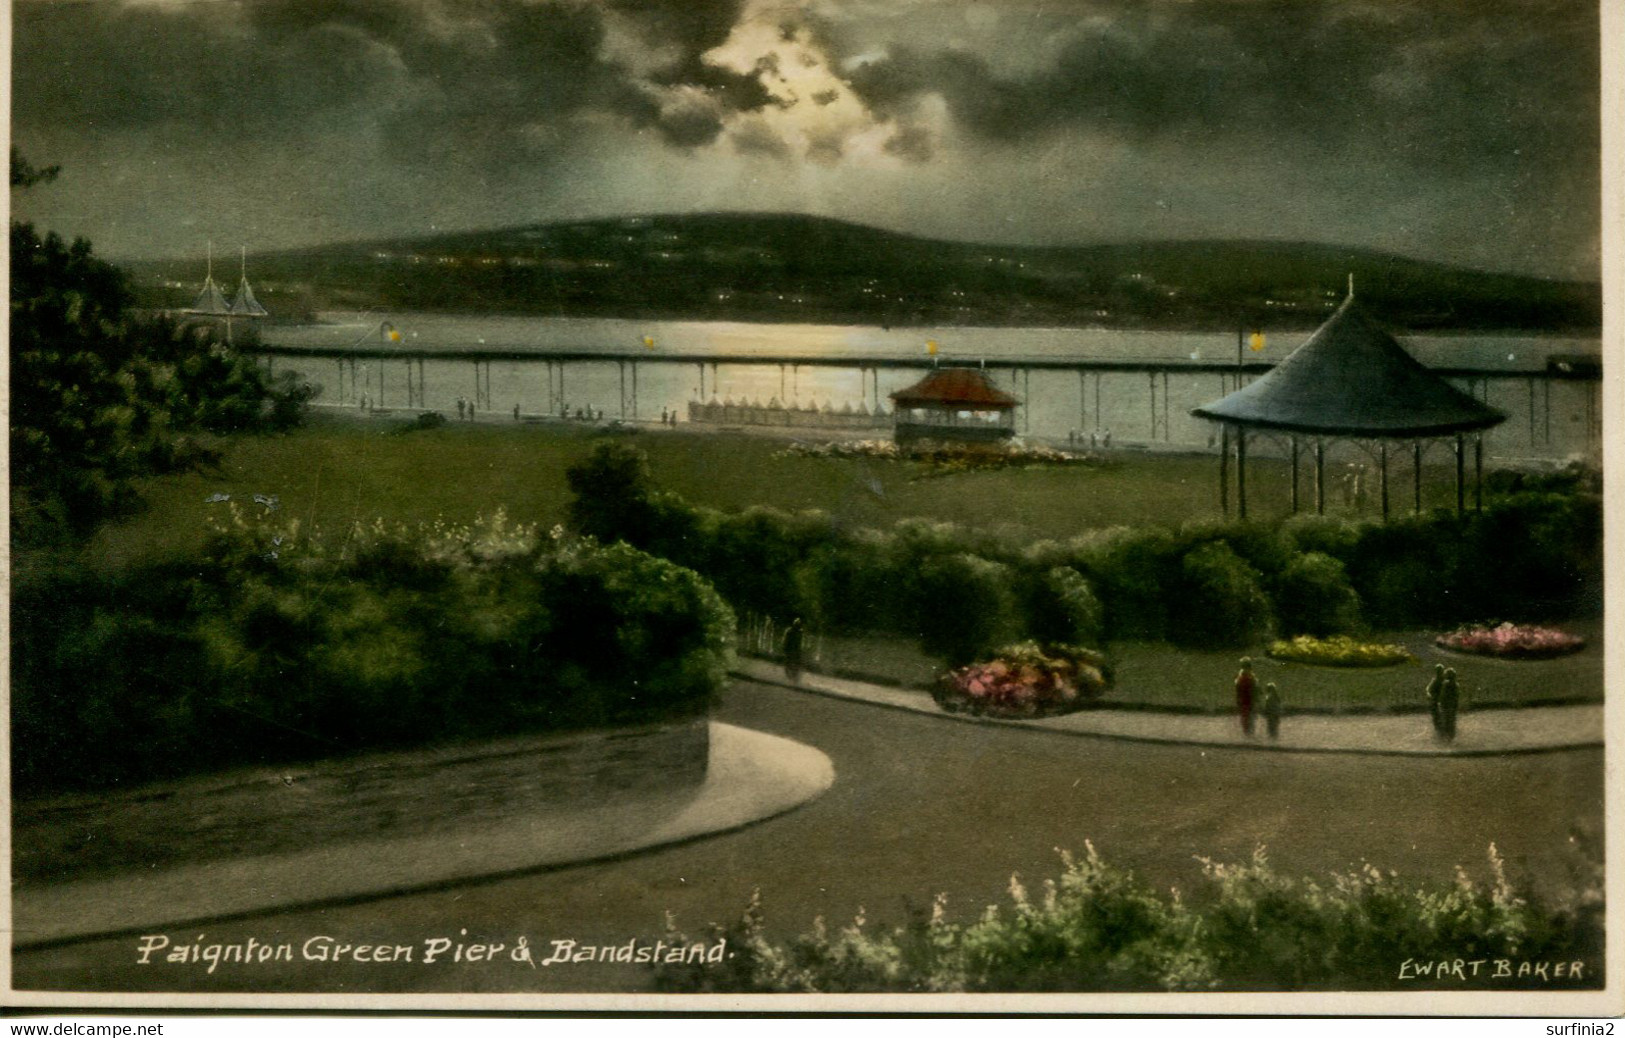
[1233,658,1282,739]
[1426,664,1461,742]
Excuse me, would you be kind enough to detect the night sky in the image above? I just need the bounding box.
[10,0,1603,278]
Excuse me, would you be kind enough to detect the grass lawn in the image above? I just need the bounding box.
[83,411,1464,569]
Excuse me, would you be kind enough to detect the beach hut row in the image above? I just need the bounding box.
[688,397,891,429]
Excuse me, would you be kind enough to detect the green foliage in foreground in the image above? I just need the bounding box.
[657,841,1603,993]
[12,511,734,794]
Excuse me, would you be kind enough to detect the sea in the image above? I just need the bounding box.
[263,312,1602,464]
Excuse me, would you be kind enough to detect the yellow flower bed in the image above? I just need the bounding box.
[1267,635,1414,668]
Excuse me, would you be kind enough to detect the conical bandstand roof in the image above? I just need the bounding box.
[1191,297,1504,437]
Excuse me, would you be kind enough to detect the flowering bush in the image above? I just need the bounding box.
[657,840,1603,992]
[932,641,1112,718]
[777,439,900,461]
[1436,622,1585,660]
[1267,634,1414,667]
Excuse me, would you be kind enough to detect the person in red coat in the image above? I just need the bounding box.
[1234,657,1257,736]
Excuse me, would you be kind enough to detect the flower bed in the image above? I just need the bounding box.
[1267,635,1414,668]
[932,642,1112,718]
[1436,622,1585,660]
[777,439,1095,473]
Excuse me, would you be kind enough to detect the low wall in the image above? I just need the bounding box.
[14,715,712,885]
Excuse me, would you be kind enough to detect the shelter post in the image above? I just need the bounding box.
[1219,425,1230,517]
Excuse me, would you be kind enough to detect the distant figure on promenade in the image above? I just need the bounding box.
[514,404,521,421]
[456,397,466,420]
[1425,664,1446,737]
[782,618,806,684]
[1103,430,1113,449]
[1262,682,1282,740]
[662,407,670,425]
[1234,657,1256,737]
[1089,432,1098,449]
[1438,668,1461,743]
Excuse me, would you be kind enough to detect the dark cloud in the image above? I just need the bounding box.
[730,119,794,160]
[831,0,1598,175]
[14,0,782,163]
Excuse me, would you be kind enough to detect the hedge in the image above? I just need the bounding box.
[564,444,1602,660]
[12,509,735,794]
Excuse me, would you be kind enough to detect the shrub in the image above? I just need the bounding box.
[798,534,895,635]
[12,512,734,794]
[1345,515,1463,629]
[911,553,1022,665]
[1279,514,1362,562]
[1027,566,1106,647]
[1168,541,1272,649]
[1273,551,1362,637]
[1069,526,1181,641]
[699,507,830,622]
[658,842,1601,992]
[565,440,663,546]
[1267,635,1413,668]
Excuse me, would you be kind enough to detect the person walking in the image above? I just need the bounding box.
[782,617,806,684]
[1425,663,1446,738]
[456,397,466,421]
[1262,682,1282,740]
[1234,657,1257,737]
[1438,668,1461,743]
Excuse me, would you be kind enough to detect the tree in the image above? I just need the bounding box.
[11,155,312,545]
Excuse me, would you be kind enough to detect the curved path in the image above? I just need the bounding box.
[11,678,1606,998]
[732,660,1605,756]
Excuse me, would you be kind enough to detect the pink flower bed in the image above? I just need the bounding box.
[932,643,1112,718]
[1435,622,1585,660]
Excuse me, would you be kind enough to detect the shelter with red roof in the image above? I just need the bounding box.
[889,367,1020,446]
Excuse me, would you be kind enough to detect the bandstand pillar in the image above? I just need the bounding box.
[1236,427,1248,520]
[1315,440,1325,515]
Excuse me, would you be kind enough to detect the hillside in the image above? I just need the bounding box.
[126,213,1601,332]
